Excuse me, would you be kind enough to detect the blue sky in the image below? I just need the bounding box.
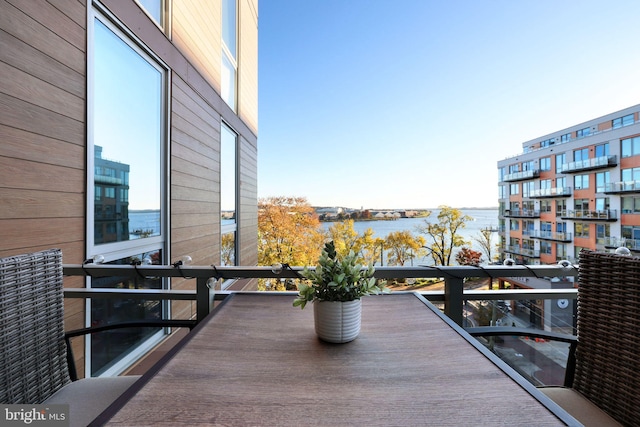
[258,1,640,209]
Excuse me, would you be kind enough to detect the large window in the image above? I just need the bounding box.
[221,123,238,265]
[89,8,168,376]
[137,0,168,30]
[596,171,610,193]
[574,174,589,190]
[573,148,589,162]
[540,157,551,171]
[221,0,237,110]
[555,153,566,173]
[622,196,640,214]
[622,136,640,158]
[613,114,634,129]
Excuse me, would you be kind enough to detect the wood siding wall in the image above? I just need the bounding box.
[1,0,258,371]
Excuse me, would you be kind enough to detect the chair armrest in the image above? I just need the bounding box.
[466,326,577,387]
[65,320,197,381]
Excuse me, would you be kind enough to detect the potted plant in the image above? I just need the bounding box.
[293,241,387,343]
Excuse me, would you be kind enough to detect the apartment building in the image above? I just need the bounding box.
[1,0,258,376]
[498,104,640,266]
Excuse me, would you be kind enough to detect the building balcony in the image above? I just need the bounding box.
[560,155,617,174]
[501,169,540,182]
[503,209,540,218]
[529,230,573,242]
[560,209,617,221]
[603,180,640,194]
[529,187,572,198]
[602,236,640,252]
[505,245,540,258]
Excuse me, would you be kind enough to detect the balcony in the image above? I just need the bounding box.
[604,180,640,194]
[504,245,540,258]
[560,209,617,221]
[529,230,573,242]
[560,155,617,173]
[502,169,540,182]
[529,187,572,198]
[602,236,640,252]
[503,209,540,218]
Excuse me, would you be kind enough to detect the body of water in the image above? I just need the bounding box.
[323,208,500,264]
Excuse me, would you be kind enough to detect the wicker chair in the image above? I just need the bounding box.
[468,249,640,427]
[0,249,195,426]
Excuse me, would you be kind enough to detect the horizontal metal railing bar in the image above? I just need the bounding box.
[61,286,577,302]
[63,287,197,300]
[63,264,578,280]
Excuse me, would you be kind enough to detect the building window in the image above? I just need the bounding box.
[540,179,551,191]
[555,199,566,216]
[596,224,610,244]
[498,185,506,199]
[595,171,610,193]
[595,197,609,212]
[540,200,552,213]
[622,197,640,214]
[622,136,640,158]
[560,133,571,142]
[612,114,634,129]
[522,181,534,198]
[221,0,237,111]
[522,160,535,171]
[221,123,238,265]
[510,183,519,195]
[622,225,640,243]
[574,198,589,213]
[510,220,520,231]
[595,143,609,157]
[89,8,168,376]
[573,148,589,162]
[540,138,555,147]
[575,223,589,238]
[555,153,566,173]
[137,0,168,31]
[540,240,552,255]
[622,167,640,183]
[574,174,589,190]
[576,127,591,138]
[540,157,551,171]
[508,164,520,174]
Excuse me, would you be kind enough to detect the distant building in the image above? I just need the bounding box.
[497,104,640,265]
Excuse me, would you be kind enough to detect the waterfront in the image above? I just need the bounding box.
[323,208,500,264]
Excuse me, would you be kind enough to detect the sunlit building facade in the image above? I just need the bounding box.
[498,104,640,265]
[0,0,258,376]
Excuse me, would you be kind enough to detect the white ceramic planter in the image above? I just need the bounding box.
[313,299,362,343]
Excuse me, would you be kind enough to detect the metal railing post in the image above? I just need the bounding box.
[444,277,464,326]
[196,277,213,322]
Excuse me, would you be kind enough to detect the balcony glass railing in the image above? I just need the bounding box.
[560,209,617,220]
[502,170,539,182]
[529,230,572,242]
[529,187,572,198]
[604,180,640,193]
[560,155,616,173]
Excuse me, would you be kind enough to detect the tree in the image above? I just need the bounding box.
[473,228,498,264]
[416,206,472,266]
[455,247,483,266]
[258,196,326,267]
[327,220,385,266]
[384,230,426,266]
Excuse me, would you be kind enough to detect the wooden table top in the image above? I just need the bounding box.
[96,293,578,426]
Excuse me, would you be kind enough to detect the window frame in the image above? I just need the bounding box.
[86,3,171,376]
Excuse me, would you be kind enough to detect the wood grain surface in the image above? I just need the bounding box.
[103,293,570,426]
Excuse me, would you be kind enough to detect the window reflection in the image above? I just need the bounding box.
[90,250,163,376]
[93,18,163,245]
